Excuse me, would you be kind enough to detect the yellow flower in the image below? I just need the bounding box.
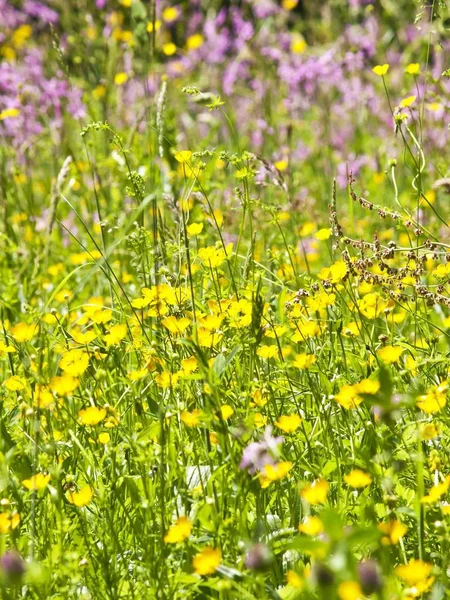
[405,355,418,375]
[103,324,127,347]
[98,432,110,444]
[180,356,198,374]
[420,422,439,440]
[33,385,54,408]
[286,570,304,589]
[254,413,267,428]
[162,316,191,335]
[193,547,221,575]
[338,581,363,600]
[162,42,177,56]
[181,409,203,427]
[0,107,21,120]
[377,345,404,364]
[186,33,204,51]
[198,244,232,268]
[318,260,347,284]
[154,371,179,388]
[298,516,323,536]
[358,292,386,319]
[9,322,38,342]
[127,368,148,381]
[399,95,416,108]
[114,72,128,86]
[162,6,179,22]
[315,228,332,241]
[164,516,192,543]
[174,150,192,164]
[342,322,360,337]
[421,476,450,504]
[4,376,26,391]
[79,406,107,426]
[50,374,79,396]
[0,512,20,534]
[291,36,307,54]
[378,520,408,544]
[344,469,372,488]
[282,0,298,9]
[67,485,94,507]
[257,345,278,359]
[396,559,432,586]
[293,353,316,369]
[70,328,96,345]
[59,349,90,377]
[417,383,447,414]
[187,222,204,236]
[405,63,420,75]
[146,20,161,33]
[300,479,329,505]
[275,415,302,433]
[22,473,51,491]
[334,385,360,409]
[372,64,389,76]
[0,341,16,357]
[260,462,293,487]
[220,405,234,420]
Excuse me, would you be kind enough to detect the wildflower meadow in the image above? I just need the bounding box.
[0,0,450,598]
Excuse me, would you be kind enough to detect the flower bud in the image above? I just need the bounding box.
[244,543,273,571]
[313,562,334,587]
[0,551,26,583]
[358,560,383,595]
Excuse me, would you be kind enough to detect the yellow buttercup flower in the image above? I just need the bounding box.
[300,479,329,505]
[260,462,293,487]
[79,406,107,426]
[315,228,332,241]
[9,322,38,342]
[377,345,404,364]
[162,316,191,335]
[399,95,416,108]
[372,64,389,76]
[22,473,51,491]
[103,324,127,347]
[298,516,323,536]
[257,345,278,359]
[396,559,432,586]
[405,63,420,75]
[164,516,192,544]
[293,353,316,369]
[421,476,450,504]
[59,349,90,377]
[220,405,234,420]
[67,485,94,507]
[417,382,447,414]
[114,72,128,86]
[286,570,304,589]
[338,581,363,600]
[378,519,408,544]
[186,34,204,51]
[50,374,79,396]
[4,376,27,391]
[180,409,204,427]
[344,469,372,488]
[187,222,203,236]
[275,414,302,433]
[193,547,221,575]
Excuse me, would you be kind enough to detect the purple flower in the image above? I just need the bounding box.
[240,427,283,475]
[22,0,59,24]
[0,551,26,582]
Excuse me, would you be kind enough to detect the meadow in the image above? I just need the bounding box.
[0,0,450,598]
